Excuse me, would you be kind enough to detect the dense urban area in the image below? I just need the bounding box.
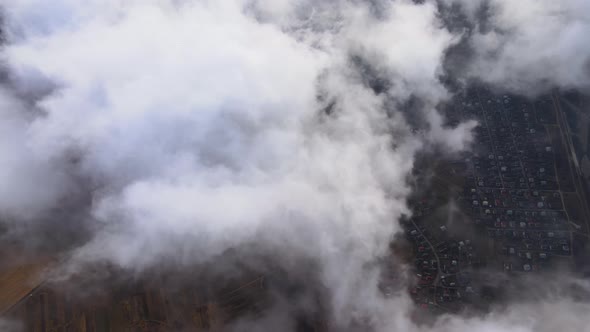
[402,87,590,314]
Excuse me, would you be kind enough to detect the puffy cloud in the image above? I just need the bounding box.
[3,0,586,331]
[436,300,590,332]
[0,0,472,327]
[343,0,457,102]
[427,276,590,332]
[442,0,590,94]
[0,88,73,220]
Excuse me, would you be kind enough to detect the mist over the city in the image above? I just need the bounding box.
[0,1,589,331]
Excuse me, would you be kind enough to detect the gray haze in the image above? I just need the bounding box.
[441,0,590,94]
[0,0,589,331]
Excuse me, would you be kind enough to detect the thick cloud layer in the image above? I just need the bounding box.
[1,0,470,326]
[0,0,589,331]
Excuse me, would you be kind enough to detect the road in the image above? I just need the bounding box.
[409,220,442,288]
[552,94,590,236]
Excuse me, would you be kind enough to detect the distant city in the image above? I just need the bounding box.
[402,87,590,313]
